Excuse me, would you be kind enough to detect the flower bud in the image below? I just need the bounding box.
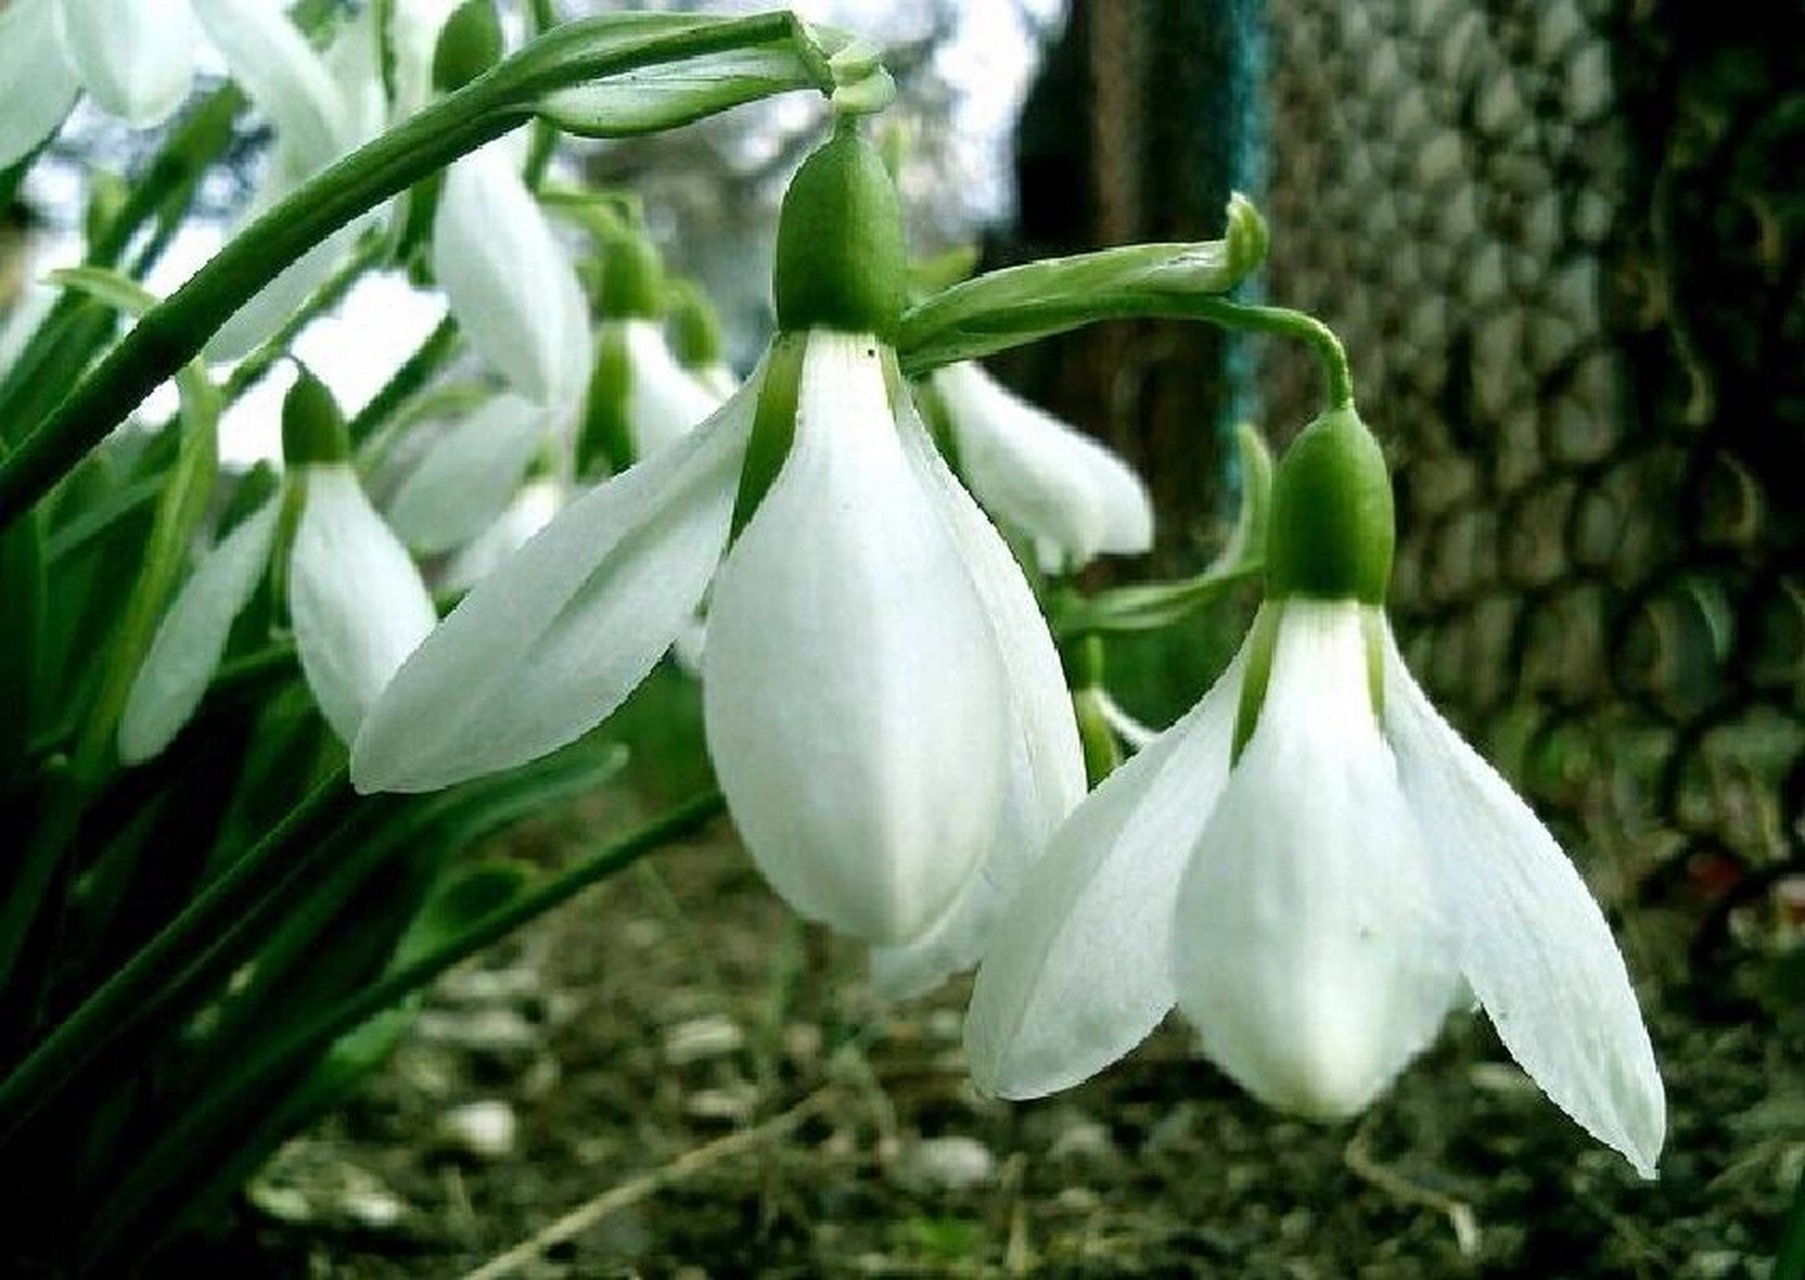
[281,369,350,466]
[773,122,906,340]
[598,233,664,319]
[1264,406,1393,605]
[432,0,504,94]
[669,285,724,371]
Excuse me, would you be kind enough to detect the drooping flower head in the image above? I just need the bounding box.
[924,360,1153,574]
[352,121,1085,995]
[965,405,1666,1177]
[119,371,437,761]
[577,230,725,479]
[0,0,203,170]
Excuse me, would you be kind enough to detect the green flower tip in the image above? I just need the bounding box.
[433,0,504,94]
[668,286,724,368]
[1264,406,1394,605]
[773,122,907,340]
[598,233,665,319]
[282,369,350,466]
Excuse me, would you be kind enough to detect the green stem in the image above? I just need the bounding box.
[0,769,360,1146]
[0,11,817,527]
[1190,297,1354,411]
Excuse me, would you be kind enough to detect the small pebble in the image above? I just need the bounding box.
[685,1085,759,1124]
[341,1183,407,1231]
[415,1007,540,1053]
[247,1183,313,1225]
[662,1014,745,1065]
[1048,1113,1116,1163]
[899,1136,995,1191]
[439,1100,518,1159]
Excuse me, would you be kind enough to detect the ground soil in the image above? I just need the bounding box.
[220,769,1801,1279]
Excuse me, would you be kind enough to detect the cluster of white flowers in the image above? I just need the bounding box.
[92,17,1661,1179]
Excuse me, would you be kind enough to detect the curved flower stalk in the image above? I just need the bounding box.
[966,406,1666,1178]
[925,360,1153,573]
[0,0,202,169]
[118,373,436,761]
[195,0,390,360]
[354,126,1085,992]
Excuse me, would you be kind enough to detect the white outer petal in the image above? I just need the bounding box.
[352,375,757,793]
[622,319,724,459]
[1383,628,1666,1177]
[117,497,281,765]
[56,0,196,126]
[0,0,79,169]
[1173,601,1461,1121]
[386,393,549,555]
[871,393,1086,995]
[963,644,1249,1099]
[434,146,589,407]
[440,477,566,593]
[289,465,438,745]
[934,361,1154,571]
[387,0,457,122]
[192,0,346,170]
[704,332,1010,945]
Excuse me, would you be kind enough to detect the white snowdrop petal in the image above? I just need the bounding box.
[440,478,566,593]
[192,0,347,169]
[623,320,724,459]
[0,0,79,169]
[1383,631,1666,1177]
[57,0,196,126]
[434,147,589,407]
[1173,602,1461,1121]
[117,497,282,765]
[869,390,1085,993]
[352,380,756,793]
[934,361,1153,570]
[704,332,1010,945]
[289,466,438,745]
[964,644,1249,1099]
[386,393,549,555]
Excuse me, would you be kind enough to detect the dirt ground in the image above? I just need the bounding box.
[189,744,1804,1280]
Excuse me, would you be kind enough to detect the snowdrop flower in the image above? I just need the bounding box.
[424,4,589,411]
[119,372,437,761]
[355,126,1084,991]
[195,0,390,360]
[577,233,724,478]
[0,0,202,169]
[966,406,1665,1177]
[432,139,590,409]
[926,360,1153,573]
